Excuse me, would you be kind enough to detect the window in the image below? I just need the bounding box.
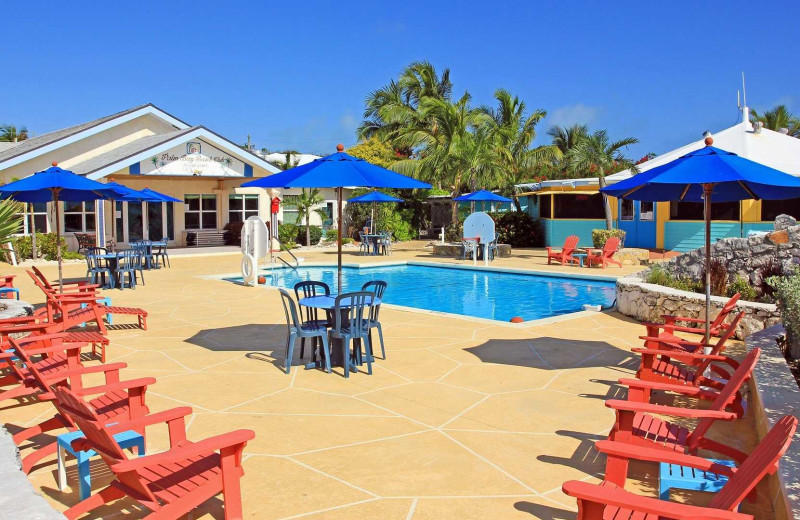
[640,201,654,221]
[15,202,48,234]
[64,202,95,233]
[184,194,217,229]
[669,201,740,221]
[553,193,605,219]
[539,194,552,219]
[166,202,174,239]
[761,198,800,222]
[228,194,259,223]
[620,199,634,221]
[282,195,300,225]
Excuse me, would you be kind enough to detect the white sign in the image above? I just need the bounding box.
[140,140,246,177]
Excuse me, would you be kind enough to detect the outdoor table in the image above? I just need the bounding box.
[572,253,588,267]
[363,234,385,255]
[298,294,381,369]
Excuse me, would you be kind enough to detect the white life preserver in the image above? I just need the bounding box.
[241,253,257,286]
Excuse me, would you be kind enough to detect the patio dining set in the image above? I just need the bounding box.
[279,279,387,377]
[85,239,171,290]
[358,230,393,256]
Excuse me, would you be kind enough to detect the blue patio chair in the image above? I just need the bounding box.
[115,249,139,289]
[152,238,170,268]
[294,281,331,359]
[85,249,113,289]
[330,291,375,378]
[129,243,147,285]
[361,280,387,359]
[278,289,330,374]
[379,232,392,256]
[461,239,477,260]
[358,231,371,256]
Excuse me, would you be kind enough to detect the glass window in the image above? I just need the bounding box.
[15,202,48,235]
[553,193,605,219]
[282,195,300,225]
[127,203,143,241]
[761,198,800,221]
[640,201,654,221]
[166,202,174,240]
[670,201,740,221]
[620,199,634,221]
[184,194,217,229]
[115,201,124,240]
[539,194,552,219]
[228,194,259,224]
[64,202,96,233]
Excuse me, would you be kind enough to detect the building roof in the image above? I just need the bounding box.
[262,152,321,167]
[0,104,191,169]
[605,119,800,183]
[0,142,20,153]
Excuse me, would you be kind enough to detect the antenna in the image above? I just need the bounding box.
[737,90,741,110]
[741,72,747,107]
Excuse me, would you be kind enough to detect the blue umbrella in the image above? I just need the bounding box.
[140,187,182,203]
[347,191,404,234]
[601,142,800,341]
[105,182,161,202]
[454,189,512,213]
[0,163,124,290]
[243,145,430,289]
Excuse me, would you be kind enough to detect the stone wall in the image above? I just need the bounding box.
[617,276,781,338]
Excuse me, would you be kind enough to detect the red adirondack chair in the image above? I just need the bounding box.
[604,348,761,485]
[562,415,797,519]
[646,292,741,340]
[585,236,622,268]
[3,335,155,474]
[0,274,16,298]
[53,386,255,520]
[546,235,580,265]
[640,311,744,360]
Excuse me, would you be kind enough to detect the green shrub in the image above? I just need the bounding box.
[644,264,703,293]
[758,256,784,299]
[296,226,322,246]
[487,211,539,247]
[63,251,84,260]
[444,219,464,242]
[727,275,757,301]
[278,224,298,245]
[591,228,627,249]
[342,237,354,245]
[768,269,800,357]
[380,211,415,241]
[11,232,69,261]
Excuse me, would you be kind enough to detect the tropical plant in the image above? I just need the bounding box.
[750,105,800,138]
[270,151,300,171]
[294,188,327,246]
[567,130,638,229]
[0,200,22,248]
[0,124,28,142]
[480,89,558,209]
[591,228,627,249]
[346,137,400,168]
[487,211,540,247]
[768,269,800,357]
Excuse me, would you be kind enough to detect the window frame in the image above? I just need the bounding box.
[228,194,260,224]
[620,199,635,221]
[184,194,218,230]
[282,195,301,225]
[63,201,96,233]
[640,201,655,221]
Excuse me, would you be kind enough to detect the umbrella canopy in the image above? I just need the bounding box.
[140,188,182,203]
[600,141,800,343]
[347,191,403,203]
[0,163,124,289]
[242,145,430,289]
[105,182,161,202]
[453,189,512,203]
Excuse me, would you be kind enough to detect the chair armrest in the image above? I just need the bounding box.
[619,378,721,400]
[41,362,128,381]
[661,315,707,324]
[605,399,737,420]
[562,481,750,520]
[73,377,157,397]
[104,407,193,436]
[0,321,49,333]
[23,343,87,357]
[631,348,729,362]
[639,336,705,348]
[594,440,736,477]
[110,429,255,473]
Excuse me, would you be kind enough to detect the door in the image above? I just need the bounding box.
[635,201,657,249]
[147,202,164,241]
[127,203,143,242]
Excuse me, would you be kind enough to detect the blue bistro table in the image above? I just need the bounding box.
[57,429,145,500]
[298,294,381,369]
[572,253,588,267]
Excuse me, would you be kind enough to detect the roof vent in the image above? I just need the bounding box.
[702,130,712,138]
[778,128,789,135]
[753,121,763,134]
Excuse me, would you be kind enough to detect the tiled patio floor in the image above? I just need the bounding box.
[1,244,769,519]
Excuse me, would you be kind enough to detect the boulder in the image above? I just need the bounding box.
[774,214,797,231]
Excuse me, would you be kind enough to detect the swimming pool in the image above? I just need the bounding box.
[231,263,616,323]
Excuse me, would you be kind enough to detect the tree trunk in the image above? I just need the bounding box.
[598,175,613,230]
[513,195,522,212]
[305,216,311,246]
[451,200,459,225]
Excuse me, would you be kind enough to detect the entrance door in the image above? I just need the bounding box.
[147,202,164,241]
[635,201,656,249]
[127,203,143,242]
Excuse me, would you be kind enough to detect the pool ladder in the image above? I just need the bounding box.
[272,238,300,271]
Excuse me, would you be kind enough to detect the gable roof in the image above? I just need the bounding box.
[0,104,191,169]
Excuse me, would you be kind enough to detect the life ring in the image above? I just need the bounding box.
[241,254,257,286]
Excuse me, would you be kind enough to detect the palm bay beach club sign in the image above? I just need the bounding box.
[139,141,246,176]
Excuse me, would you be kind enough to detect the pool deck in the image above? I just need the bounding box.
[1,243,772,519]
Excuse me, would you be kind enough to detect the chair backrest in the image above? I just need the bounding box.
[294,281,330,323]
[362,281,387,320]
[118,249,138,269]
[279,288,300,331]
[712,293,742,331]
[709,312,745,355]
[709,414,797,511]
[52,385,159,503]
[8,335,80,394]
[602,237,620,256]
[334,291,374,337]
[30,266,53,290]
[690,347,760,444]
[563,235,579,254]
[86,247,107,257]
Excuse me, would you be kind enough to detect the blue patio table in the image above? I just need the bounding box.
[363,234,385,255]
[298,294,381,369]
[96,251,124,288]
[572,253,588,267]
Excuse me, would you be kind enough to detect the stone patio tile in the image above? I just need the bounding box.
[412,496,577,520]
[374,349,459,381]
[440,364,557,394]
[359,382,485,427]
[226,388,392,416]
[146,371,291,411]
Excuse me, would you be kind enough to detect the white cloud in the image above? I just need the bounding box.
[339,112,357,132]
[547,103,601,128]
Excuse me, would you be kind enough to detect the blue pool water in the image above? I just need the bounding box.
[232,264,616,322]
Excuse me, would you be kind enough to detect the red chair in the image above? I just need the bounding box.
[639,311,743,359]
[562,415,797,519]
[646,292,741,340]
[546,235,580,265]
[53,385,254,520]
[585,236,622,268]
[0,274,16,298]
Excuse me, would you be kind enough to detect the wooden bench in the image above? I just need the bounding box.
[185,230,226,247]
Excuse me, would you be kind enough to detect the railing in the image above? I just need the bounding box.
[273,238,300,271]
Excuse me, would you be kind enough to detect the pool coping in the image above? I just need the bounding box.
[202,260,618,328]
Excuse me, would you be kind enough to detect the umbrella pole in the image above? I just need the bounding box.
[703,184,712,348]
[337,187,343,292]
[54,189,63,293]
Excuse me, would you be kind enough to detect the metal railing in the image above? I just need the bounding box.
[273,238,300,271]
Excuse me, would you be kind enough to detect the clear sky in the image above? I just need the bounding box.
[2,1,798,159]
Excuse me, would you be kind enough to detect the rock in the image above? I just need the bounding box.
[768,230,790,244]
[774,214,797,231]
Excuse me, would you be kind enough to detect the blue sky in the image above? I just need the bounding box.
[2,1,798,159]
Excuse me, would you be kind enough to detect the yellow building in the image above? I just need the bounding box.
[0,104,343,249]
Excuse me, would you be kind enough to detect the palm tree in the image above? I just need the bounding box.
[548,124,590,155]
[271,151,300,171]
[294,188,327,246]
[567,130,639,230]
[0,200,22,246]
[480,89,559,210]
[0,125,28,142]
[749,105,800,137]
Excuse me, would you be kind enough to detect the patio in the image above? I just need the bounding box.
[2,248,770,519]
